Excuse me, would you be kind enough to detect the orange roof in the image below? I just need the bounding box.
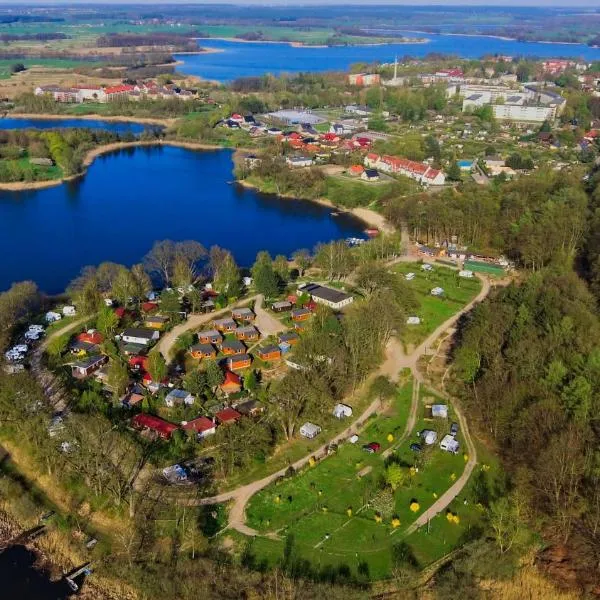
[350,165,364,174]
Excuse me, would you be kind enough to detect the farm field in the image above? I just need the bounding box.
[392,262,482,349]
[240,380,480,580]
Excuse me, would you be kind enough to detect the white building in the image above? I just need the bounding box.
[332,403,353,419]
[300,422,322,439]
[121,328,160,346]
[300,283,354,310]
[492,104,557,123]
[440,434,460,454]
[286,156,314,168]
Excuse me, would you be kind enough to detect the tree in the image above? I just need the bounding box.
[73,277,102,315]
[273,254,290,283]
[212,249,242,298]
[144,240,205,286]
[96,305,119,337]
[292,248,312,276]
[252,251,280,298]
[108,359,130,398]
[447,159,462,182]
[184,368,209,397]
[205,360,224,390]
[160,289,181,315]
[385,463,407,491]
[244,369,258,392]
[489,494,528,554]
[314,241,355,280]
[147,351,167,383]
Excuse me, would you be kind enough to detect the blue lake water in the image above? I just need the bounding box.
[0,145,364,294]
[178,34,600,82]
[0,117,149,134]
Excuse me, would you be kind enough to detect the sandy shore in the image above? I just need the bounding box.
[236,178,394,234]
[6,112,176,128]
[194,36,426,49]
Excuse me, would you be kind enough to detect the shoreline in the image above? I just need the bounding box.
[0,140,394,234]
[5,112,175,127]
[0,140,227,191]
[235,177,393,234]
[193,36,427,49]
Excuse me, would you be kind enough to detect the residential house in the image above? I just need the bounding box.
[286,156,314,168]
[122,328,159,345]
[278,332,299,346]
[361,168,379,182]
[104,84,136,101]
[132,413,178,440]
[198,329,223,344]
[220,339,247,356]
[190,343,217,359]
[181,416,216,439]
[120,390,145,408]
[236,399,264,417]
[257,345,281,362]
[165,389,195,408]
[299,422,321,439]
[271,301,292,312]
[235,325,260,342]
[215,407,242,425]
[213,318,237,333]
[142,372,168,394]
[141,301,159,313]
[301,283,354,310]
[77,330,104,345]
[232,307,255,322]
[347,73,381,87]
[220,370,242,394]
[349,165,364,176]
[70,339,100,355]
[364,153,446,186]
[145,315,169,329]
[71,355,108,379]
[291,308,312,322]
[227,353,252,371]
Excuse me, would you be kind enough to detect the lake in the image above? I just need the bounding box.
[177,34,600,82]
[0,117,150,134]
[0,145,365,294]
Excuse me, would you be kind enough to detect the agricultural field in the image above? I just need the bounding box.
[392,262,482,349]
[240,380,481,580]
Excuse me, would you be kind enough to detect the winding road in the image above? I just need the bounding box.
[193,274,491,536]
[35,272,492,541]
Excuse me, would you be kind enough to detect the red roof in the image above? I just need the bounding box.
[141,302,158,313]
[350,165,364,174]
[182,416,215,433]
[142,372,168,385]
[215,407,242,423]
[220,370,241,391]
[322,133,339,141]
[129,355,148,371]
[288,132,303,140]
[77,330,104,345]
[304,300,318,312]
[366,152,379,161]
[104,84,135,95]
[114,307,127,319]
[132,413,178,438]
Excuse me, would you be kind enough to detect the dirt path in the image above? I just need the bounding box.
[213,274,492,535]
[31,316,87,413]
[253,295,286,337]
[156,295,258,359]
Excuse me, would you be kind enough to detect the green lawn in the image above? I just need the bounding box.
[0,59,94,79]
[240,379,477,579]
[393,262,482,349]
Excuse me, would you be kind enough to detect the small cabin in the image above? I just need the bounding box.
[213,318,237,332]
[291,308,312,322]
[257,345,281,362]
[227,353,252,371]
[190,343,217,359]
[198,329,223,344]
[278,332,300,346]
[215,407,242,425]
[221,339,247,356]
[272,301,293,313]
[145,315,169,330]
[71,355,108,379]
[220,371,242,394]
[235,325,260,342]
[232,307,255,322]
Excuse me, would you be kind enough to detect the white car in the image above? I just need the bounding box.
[421,264,433,271]
[14,344,28,354]
[405,272,415,281]
[24,331,40,341]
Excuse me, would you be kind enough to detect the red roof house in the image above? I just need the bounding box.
[77,330,104,345]
[141,302,159,313]
[129,355,148,371]
[215,407,242,425]
[132,413,178,440]
[220,370,242,394]
[181,416,216,438]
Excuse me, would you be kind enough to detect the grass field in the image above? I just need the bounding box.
[393,262,482,349]
[240,380,479,580]
[0,59,92,80]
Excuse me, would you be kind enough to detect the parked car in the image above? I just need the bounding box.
[450,422,459,437]
[363,442,381,453]
[410,443,423,453]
